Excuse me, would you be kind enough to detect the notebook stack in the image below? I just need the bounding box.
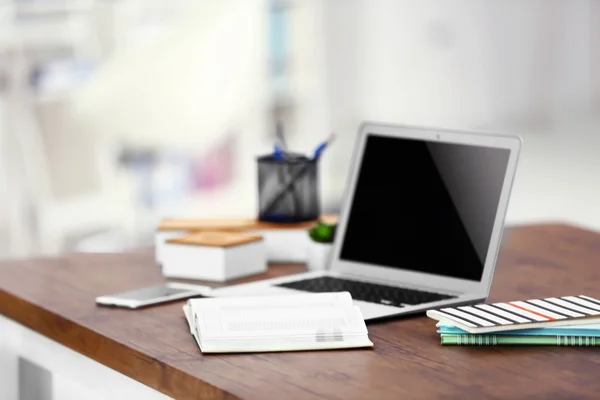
[426,295,600,346]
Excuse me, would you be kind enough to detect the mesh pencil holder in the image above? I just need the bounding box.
[256,154,320,223]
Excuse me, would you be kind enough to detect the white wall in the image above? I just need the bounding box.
[331,0,594,130]
[319,0,598,209]
[591,0,600,108]
[314,0,366,208]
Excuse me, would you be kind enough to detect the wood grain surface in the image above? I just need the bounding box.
[2,224,600,399]
[157,218,257,231]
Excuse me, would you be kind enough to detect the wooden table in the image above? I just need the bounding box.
[2,224,600,399]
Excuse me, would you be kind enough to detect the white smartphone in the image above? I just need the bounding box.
[95,282,212,309]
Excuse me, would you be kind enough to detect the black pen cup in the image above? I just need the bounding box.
[257,154,320,223]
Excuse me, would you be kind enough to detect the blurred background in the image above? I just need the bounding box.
[0,0,599,259]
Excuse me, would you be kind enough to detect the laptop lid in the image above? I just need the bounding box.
[329,122,521,296]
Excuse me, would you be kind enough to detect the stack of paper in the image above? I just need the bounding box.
[183,292,374,353]
[426,295,600,346]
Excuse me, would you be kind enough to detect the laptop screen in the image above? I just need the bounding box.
[339,133,511,282]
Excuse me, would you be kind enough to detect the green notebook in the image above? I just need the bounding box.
[441,334,600,346]
[437,322,600,337]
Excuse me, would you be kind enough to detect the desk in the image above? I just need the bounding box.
[2,224,600,399]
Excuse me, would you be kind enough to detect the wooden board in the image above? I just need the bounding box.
[157,214,338,232]
[167,231,263,248]
[157,218,257,232]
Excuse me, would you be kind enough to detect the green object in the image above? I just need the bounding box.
[308,220,337,243]
[441,334,600,346]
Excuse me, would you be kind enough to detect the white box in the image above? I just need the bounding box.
[247,218,333,263]
[155,229,187,265]
[161,231,267,282]
[247,229,311,263]
[154,218,257,265]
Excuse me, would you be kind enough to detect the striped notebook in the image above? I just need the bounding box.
[426,295,600,334]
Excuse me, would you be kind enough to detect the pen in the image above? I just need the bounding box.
[273,142,285,160]
[279,121,303,214]
[271,122,301,215]
[276,121,288,151]
[312,132,336,160]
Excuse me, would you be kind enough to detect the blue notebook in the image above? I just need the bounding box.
[437,322,600,337]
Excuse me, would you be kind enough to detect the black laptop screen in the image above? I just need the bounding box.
[339,133,511,282]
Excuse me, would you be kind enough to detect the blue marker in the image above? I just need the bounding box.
[273,121,288,160]
[312,132,336,160]
[273,143,284,160]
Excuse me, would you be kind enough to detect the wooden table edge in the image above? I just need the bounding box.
[0,289,243,400]
[506,221,594,232]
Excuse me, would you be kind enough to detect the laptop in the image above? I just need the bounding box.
[209,122,522,321]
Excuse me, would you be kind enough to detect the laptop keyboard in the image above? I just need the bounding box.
[275,276,455,308]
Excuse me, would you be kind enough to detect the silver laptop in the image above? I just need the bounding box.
[210,122,522,321]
